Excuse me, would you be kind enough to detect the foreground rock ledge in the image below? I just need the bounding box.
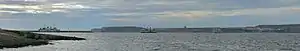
[0,29,86,49]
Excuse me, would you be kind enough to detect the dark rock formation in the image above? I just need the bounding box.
[0,29,86,49]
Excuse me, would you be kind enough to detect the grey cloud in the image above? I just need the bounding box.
[0,0,92,14]
[2,0,300,28]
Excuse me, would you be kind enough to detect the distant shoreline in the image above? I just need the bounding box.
[25,31,92,33]
[92,24,300,33]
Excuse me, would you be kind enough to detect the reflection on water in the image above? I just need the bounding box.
[1,33,300,51]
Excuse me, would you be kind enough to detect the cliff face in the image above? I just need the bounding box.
[0,29,85,49]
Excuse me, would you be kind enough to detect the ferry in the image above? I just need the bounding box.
[212,28,222,33]
[38,26,60,32]
[140,27,157,33]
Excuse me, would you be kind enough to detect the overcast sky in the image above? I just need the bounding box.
[0,0,300,30]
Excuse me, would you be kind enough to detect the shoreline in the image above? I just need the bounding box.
[0,29,86,49]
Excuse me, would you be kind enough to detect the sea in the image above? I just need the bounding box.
[1,33,300,51]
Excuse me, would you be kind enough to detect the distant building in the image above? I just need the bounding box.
[38,26,60,32]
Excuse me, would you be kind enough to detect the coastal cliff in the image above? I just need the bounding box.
[0,29,86,49]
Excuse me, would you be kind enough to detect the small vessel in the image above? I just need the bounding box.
[140,27,157,33]
[212,28,222,33]
[38,26,60,32]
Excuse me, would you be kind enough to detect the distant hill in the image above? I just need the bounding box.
[256,24,300,28]
[91,26,145,32]
[91,24,300,33]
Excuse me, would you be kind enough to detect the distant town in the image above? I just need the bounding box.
[91,24,300,33]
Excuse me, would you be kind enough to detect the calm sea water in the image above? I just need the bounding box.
[1,33,300,51]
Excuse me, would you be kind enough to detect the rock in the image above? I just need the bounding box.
[0,29,86,49]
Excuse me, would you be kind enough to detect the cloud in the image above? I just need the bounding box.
[0,18,18,21]
[154,7,300,19]
[51,2,92,9]
[109,18,132,22]
[0,1,93,14]
[103,13,142,16]
[1,0,300,29]
[79,0,300,20]
[155,11,212,19]
[136,1,196,6]
[290,8,300,12]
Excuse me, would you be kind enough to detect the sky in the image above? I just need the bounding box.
[0,0,300,30]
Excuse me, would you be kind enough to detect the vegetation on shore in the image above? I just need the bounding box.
[0,29,86,49]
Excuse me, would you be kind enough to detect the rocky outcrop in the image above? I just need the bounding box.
[0,29,86,49]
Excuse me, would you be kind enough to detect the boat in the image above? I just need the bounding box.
[140,27,157,33]
[38,26,60,32]
[212,28,222,33]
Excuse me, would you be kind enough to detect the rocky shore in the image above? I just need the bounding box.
[0,29,86,49]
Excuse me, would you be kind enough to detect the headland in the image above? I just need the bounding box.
[0,29,86,49]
